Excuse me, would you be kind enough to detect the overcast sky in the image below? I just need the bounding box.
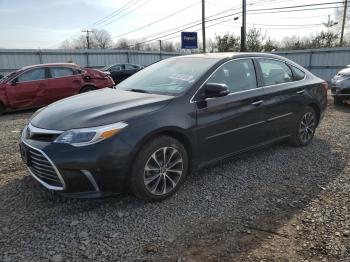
[0,0,344,49]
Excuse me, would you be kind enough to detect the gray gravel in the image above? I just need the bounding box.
[0,97,349,261]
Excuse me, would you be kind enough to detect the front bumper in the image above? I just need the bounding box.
[20,135,133,198]
[330,84,350,98]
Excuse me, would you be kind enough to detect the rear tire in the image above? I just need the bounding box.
[130,135,189,201]
[80,85,96,93]
[290,106,317,147]
[334,97,343,105]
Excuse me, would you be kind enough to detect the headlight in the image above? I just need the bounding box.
[54,122,128,147]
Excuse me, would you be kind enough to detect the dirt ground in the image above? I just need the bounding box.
[0,94,349,262]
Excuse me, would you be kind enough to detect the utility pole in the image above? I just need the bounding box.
[340,0,348,46]
[159,40,162,61]
[240,0,247,52]
[202,0,206,53]
[82,29,93,49]
[323,15,338,31]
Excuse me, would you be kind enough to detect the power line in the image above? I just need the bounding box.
[113,2,242,40]
[112,1,200,39]
[97,0,153,28]
[61,0,141,43]
[85,0,141,29]
[247,1,346,12]
[118,1,345,48]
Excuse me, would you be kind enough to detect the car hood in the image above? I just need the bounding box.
[30,88,174,130]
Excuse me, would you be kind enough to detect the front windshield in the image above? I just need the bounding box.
[117,57,219,95]
[100,65,112,71]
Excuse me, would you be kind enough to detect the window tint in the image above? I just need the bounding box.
[258,59,293,86]
[207,59,257,93]
[291,66,305,81]
[50,67,74,78]
[17,68,46,82]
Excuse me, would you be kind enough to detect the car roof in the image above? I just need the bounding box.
[183,52,287,60]
[21,63,79,70]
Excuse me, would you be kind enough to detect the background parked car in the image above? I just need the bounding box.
[101,63,143,83]
[330,65,350,105]
[0,63,114,114]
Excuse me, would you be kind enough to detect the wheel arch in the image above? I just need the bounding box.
[79,84,97,93]
[127,127,196,176]
[307,102,321,125]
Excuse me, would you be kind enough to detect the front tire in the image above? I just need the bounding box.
[290,106,317,147]
[130,135,189,201]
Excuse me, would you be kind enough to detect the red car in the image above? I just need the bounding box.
[0,63,114,114]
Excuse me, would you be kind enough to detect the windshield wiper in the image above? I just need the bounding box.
[129,88,150,93]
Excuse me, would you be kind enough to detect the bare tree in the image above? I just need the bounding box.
[115,38,130,50]
[91,29,113,49]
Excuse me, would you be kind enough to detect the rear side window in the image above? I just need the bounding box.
[111,65,122,71]
[50,67,74,78]
[291,66,305,81]
[207,59,257,93]
[17,68,46,82]
[257,59,293,86]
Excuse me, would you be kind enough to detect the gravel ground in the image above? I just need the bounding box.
[0,95,349,262]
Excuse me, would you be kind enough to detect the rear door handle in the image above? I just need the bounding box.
[297,89,305,95]
[252,100,264,106]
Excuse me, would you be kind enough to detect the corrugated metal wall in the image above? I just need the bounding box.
[1,48,350,81]
[273,47,350,81]
[0,49,180,76]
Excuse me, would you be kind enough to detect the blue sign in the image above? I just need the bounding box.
[181,32,198,49]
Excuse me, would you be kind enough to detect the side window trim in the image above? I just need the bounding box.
[48,67,75,79]
[255,57,306,88]
[191,57,261,103]
[16,67,47,83]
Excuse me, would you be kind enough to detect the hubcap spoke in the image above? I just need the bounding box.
[145,173,161,185]
[299,112,315,143]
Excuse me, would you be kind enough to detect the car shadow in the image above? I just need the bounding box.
[0,135,346,260]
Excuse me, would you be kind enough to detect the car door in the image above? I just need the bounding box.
[7,67,48,109]
[110,65,123,83]
[195,58,267,164]
[255,58,307,139]
[125,64,138,77]
[45,67,82,103]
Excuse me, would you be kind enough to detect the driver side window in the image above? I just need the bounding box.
[207,59,257,93]
[17,68,46,83]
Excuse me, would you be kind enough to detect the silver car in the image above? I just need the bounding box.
[330,66,350,105]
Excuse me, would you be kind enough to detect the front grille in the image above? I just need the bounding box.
[27,147,63,188]
[30,133,60,142]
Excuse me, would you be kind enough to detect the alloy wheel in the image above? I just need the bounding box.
[143,146,183,195]
[299,112,316,144]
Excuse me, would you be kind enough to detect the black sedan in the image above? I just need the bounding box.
[101,63,143,83]
[330,66,350,105]
[20,53,327,201]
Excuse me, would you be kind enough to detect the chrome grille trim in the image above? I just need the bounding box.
[22,140,66,191]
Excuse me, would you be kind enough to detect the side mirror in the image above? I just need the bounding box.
[204,83,230,98]
[11,78,18,86]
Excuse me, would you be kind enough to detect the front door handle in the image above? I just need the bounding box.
[297,89,305,95]
[252,100,264,106]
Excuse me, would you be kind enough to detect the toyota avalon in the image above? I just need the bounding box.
[20,53,327,201]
